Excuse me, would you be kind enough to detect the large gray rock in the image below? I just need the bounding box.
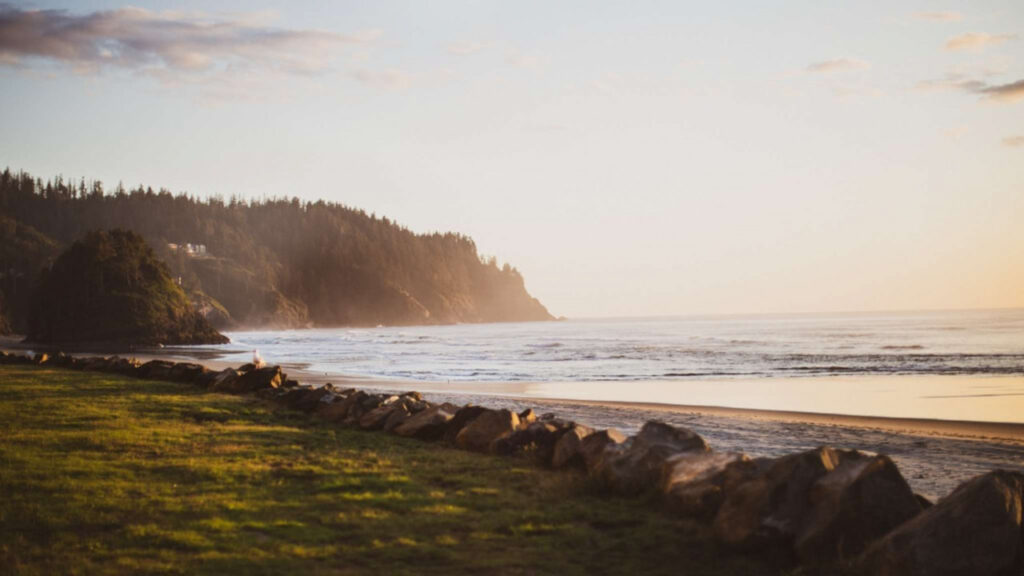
[393,403,459,440]
[662,451,756,520]
[209,368,241,392]
[168,362,208,384]
[854,470,1024,576]
[291,387,333,413]
[359,398,403,430]
[232,366,284,393]
[594,420,710,495]
[795,454,922,566]
[316,390,367,423]
[490,420,575,463]
[551,425,594,469]
[713,446,861,550]
[137,359,176,380]
[455,409,520,453]
[579,429,627,471]
[443,405,490,444]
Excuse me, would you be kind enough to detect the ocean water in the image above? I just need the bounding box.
[200,309,1024,422]
[214,309,1024,383]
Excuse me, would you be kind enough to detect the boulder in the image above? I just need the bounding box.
[443,405,490,444]
[359,399,403,430]
[291,387,333,413]
[400,391,423,402]
[492,420,577,463]
[209,368,241,392]
[854,470,1024,576]
[795,454,922,566]
[662,451,757,520]
[137,359,176,380]
[713,446,861,550]
[393,403,459,440]
[551,425,595,469]
[518,408,537,425]
[168,362,208,384]
[382,404,412,432]
[594,421,710,495]
[579,429,627,471]
[317,390,367,423]
[343,394,396,426]
[455,409,520,453]
[232,366,284,393]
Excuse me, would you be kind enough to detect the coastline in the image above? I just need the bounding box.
[5,337,1023,499]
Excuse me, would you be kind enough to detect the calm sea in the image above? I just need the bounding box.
[214,309,1024,382]
[200,309,1024,422]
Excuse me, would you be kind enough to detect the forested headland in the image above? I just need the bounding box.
[0,168,553,334]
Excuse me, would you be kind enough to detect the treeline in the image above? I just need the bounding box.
[0,168,552,332]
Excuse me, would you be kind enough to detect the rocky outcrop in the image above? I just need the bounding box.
[795,454,923,566]
[662,451,755,520]
[231,366,284,393]
[551,424,594,469]
[854,470,1024,576]
[579,429,627,471]
[393,403,458,440]
[594,421,710,495]
[442,405,490,444]
[454,408,520,453]
[713,447,861,550]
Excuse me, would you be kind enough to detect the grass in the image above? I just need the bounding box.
[0,365,784,575]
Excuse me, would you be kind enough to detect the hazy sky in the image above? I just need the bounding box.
[1,1,1022,318]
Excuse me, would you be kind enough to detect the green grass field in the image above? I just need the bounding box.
[0,365,782,575]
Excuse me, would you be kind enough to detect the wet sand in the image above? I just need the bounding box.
[5,337,1022,500]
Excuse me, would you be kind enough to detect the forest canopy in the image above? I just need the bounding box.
[28,229,228,345]
[0,168,553,333]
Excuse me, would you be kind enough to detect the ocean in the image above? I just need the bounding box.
[202,308,1024,423]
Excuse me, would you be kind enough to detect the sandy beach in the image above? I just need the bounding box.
[5,337,1022,500]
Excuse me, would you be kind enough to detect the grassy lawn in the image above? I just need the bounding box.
[0,365,781,575]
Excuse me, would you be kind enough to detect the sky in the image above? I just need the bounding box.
[1,1,1022,319]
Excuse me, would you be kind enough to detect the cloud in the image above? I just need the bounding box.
[0,4,379,78]
[979,79,1024,103]
[916,73,1024,103]
[915,73,988,93]
[1003,136,1024,148]
[505,51,542,69]
[805,58,870,74]
[914,11,963,22]
[350,68,412,90]
[945,33,1016,51]
[447,41,487,56]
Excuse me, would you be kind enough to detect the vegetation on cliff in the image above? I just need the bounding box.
[27,229,227,345]
[0,168,553,330]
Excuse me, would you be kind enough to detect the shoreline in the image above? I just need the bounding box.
[2,343,1022,499]
[4,335,1024,445]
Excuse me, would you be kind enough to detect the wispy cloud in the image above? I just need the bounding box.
[914,11,963,22]
[0,5,378,78]
[505,51,542,69]
[1003,136,1024,148]
[917,73,1024,103]
[350,68,412,90]
[945,32,1016,51]
[980,79,1024,103]
[447,41,488,56]
[805,58,870,74]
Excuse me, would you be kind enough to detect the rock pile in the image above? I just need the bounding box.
[2,349,1021,574]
